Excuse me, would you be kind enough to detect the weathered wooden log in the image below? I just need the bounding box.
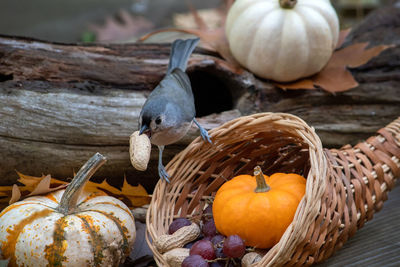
[0,5,399,189]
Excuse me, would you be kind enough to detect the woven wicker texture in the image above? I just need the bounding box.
[146,113,400,266]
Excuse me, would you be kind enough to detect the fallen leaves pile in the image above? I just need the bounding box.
[0,172,150,211]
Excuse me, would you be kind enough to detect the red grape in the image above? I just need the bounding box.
[223,235,246,258]
[190,240,216,260]
[202,219,217,237]
[168,218,191,234]
[182,255,209,267]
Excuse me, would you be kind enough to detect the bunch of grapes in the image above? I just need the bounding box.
[168,205,247,266]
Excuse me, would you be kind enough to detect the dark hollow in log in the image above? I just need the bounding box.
[0,4,399,190]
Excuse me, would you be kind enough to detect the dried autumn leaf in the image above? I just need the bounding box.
[8,172,68,204]
[16,171,67,190]
[275,29,393,92]
[0,172,150,211]
[337,28,351,49]
[89,9,154,42]
[84,177,151,208]
[9,185,21,205]
[140,0,242,74]
[173,8,223,30]
[26,175,67,197]
[121,179,151,207]
[0,186,13,210]
[275,79,316,90]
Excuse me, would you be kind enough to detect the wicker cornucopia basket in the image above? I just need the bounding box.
[146,113,400,266]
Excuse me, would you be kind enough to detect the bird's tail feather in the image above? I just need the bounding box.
[167,38,200,74]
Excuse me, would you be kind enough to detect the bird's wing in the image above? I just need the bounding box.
[170,68,194,98]
[145,68,196,121]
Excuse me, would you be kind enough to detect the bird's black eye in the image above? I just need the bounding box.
[155,117,162,125]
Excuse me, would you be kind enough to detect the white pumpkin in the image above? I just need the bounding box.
[0,153,136,267]
[226,0,339,82]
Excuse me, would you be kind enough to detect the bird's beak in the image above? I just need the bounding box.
[139,124,151,137]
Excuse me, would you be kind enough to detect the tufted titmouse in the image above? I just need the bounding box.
[138,38,212,182]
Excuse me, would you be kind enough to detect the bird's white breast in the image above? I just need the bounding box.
[150,121,192,146]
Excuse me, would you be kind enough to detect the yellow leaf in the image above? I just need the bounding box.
[0,172,150,211]
[0,186,13,197]
[84,177,151,208]
[85,179,119,195]
[120,179,152,208]
[0,185,14,211]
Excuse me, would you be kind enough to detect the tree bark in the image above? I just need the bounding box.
[0,5,399,189]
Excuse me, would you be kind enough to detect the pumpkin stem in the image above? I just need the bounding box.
[56,153,107,215]
[254,166,270,193]
[279,0,297,9]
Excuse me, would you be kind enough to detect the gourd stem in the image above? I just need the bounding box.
[56,153,107,215]
[254,166,270,193]
[279,0,297,9]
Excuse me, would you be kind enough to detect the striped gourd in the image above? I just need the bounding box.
[0,153,136,267]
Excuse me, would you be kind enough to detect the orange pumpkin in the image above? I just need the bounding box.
[213,166,306,249]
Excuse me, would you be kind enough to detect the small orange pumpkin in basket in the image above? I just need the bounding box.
[213,166,306,249]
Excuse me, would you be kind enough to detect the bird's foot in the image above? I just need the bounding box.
[158,163,171,183]
[193,118,212,144]
[199,127,212,144]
